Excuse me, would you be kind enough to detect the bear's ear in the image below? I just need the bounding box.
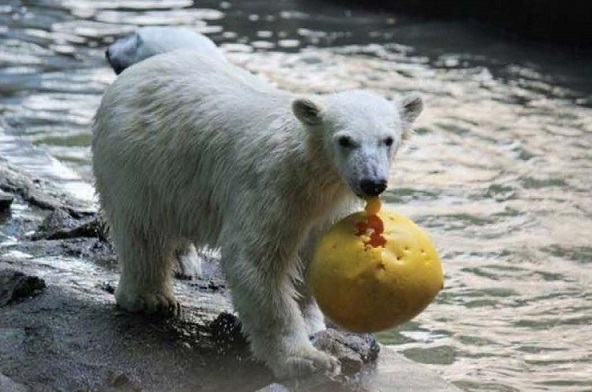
[400,93,424,126]
[292,98,324,126]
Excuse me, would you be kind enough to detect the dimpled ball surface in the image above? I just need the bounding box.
[310,209,444,333]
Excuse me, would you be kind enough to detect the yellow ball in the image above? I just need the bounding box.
[309,205,444,333]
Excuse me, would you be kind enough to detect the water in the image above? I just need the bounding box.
[1,1,591,391]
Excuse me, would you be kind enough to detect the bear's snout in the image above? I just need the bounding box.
[359,179,387,197]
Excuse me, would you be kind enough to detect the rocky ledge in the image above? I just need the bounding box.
[0,158,461,392]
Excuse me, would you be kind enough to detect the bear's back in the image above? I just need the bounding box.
[120,49,282,105]
[135,27,225,65]
[98,49,292,141]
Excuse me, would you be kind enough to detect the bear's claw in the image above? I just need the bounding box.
[115,290,180,317]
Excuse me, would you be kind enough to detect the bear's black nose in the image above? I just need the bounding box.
[360,179,387,197]
[105,48,111,61]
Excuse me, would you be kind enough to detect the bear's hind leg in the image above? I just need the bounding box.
[112,227,179,315]
[174,241,202,279]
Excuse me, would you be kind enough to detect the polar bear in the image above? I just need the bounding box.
[105,27,227,278]
[92,48,423,378]
[105,27,225,74]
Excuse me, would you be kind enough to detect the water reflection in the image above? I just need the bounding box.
[1,1,591,391]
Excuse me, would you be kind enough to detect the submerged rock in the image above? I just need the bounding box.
[0,269,46,307]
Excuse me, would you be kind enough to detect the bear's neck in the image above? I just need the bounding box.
[277,120,356,223]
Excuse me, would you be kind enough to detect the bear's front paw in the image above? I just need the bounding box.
[272,346,341,379]
[115,288,180,317]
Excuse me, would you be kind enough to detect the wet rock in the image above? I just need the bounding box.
[32,209,106,241]
[0,372,29,392]
[207,316,381,375]
[0,190,14,211]
[60,238,117,266]
[311,329,380,375]
[0,158,92,215]
[33,208,77,237]
[0,269,46,307]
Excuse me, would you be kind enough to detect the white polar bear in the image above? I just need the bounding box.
[105,27,226,74]
[106,27,228,278]
[92,48,423,378]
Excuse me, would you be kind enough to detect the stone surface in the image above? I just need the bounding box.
[32,209,106,241]
[0,372,29,392]
[311,329,380,374]
[0,270,46,307]
[97,373,143,392]
[0,158,93,214]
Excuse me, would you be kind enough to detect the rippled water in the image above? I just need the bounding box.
[1,1,591,391]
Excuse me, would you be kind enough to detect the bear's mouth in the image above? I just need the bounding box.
[350,184,367,199]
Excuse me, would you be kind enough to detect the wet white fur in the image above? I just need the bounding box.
[106,27,226,73]
[92,48,422,378]
[106,27,229,276]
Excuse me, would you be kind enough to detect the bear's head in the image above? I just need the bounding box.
[106,27,223,75]
[292,90,423,199]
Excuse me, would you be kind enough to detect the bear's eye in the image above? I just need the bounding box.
[384,137,394,147]
[338,136,355,148]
